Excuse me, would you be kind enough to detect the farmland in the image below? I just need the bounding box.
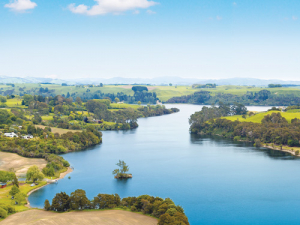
[223,110,300,123]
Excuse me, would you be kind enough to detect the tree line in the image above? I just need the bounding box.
[44,189,189,225]
[167,89,300,106]
[190,111,300,150]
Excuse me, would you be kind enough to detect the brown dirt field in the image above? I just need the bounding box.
[0,209,158,225]
[35,125,82,135]
[0,152,46,176]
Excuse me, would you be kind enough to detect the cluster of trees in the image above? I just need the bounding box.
[190,112,300,148]
[168,89,300,106]
[192,83,216,89]
[0,126,101,176]
[189,103,247,128]
[44,190,189,225]
[268,84,282,88]
[85,100,178,130]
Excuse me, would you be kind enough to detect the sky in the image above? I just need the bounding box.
[0,0,299,80]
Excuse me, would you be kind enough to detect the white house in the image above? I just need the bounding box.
[22,135,34,139]
[4,132,18,138]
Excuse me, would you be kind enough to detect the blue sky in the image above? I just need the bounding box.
[0,0,299,80]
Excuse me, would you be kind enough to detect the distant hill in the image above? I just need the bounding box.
[1,75,300,86]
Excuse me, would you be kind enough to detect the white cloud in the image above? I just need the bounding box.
[4,0,37,12]
[292,16,298,20]
[68,0,158,16]
[146,9,156,14]
[232,2,237,6]
[216,16,222,20]
[133,10,140,14]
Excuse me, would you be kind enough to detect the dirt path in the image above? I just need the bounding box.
[0,152,46,176]
[0,209,158,225]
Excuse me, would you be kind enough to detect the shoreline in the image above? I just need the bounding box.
[26,167,73,208]
[200,133,299,157]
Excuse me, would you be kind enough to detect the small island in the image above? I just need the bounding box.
[112,160,132,179]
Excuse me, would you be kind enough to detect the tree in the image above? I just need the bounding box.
[0,96,7,103]
[0,171,14,183]
[26,166,44,183]
[169,83,172,86]
[14,192,27,205]
[138,101,141,105]
[112,160,130,178]
[100,83,103,87]
[115,97,120,103]
[51,192,70,212]
[69,189,90,210]
[9,185,20,196]
[12,175,19,188]
[76,97,82,105]
[44,199,51,211]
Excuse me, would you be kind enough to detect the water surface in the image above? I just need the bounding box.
[29,105,300,225]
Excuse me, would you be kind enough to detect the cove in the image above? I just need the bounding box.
[29,104,300,225]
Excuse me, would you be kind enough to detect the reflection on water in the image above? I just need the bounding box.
[29,104,300,225]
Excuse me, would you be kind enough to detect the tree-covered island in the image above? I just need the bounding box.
[112,160,132,179]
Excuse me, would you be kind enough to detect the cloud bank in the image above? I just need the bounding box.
[68,0,158,16]
[4,0,37,12]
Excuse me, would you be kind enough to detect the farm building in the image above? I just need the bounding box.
[4,132,18,138]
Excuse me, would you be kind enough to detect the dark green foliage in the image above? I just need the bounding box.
[132,86,148,92]
[44,199,51,211]
[168,89,300,106]
[192,83,216,89]
[268,84,282,88]
[190,112,300,147]
[69,189,90,210]
[9,186,20,196]
[51,192,70,212]
[47,190,189,225]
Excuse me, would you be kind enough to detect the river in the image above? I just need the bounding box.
[29,104,300,225]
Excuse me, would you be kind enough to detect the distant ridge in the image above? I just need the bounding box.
[1,75,300,86]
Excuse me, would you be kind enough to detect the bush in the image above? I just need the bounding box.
[0,207,7,219]
[0,204,15,214]
[233,136,241,142]
[254,139,261,147]
[295,150,299,155]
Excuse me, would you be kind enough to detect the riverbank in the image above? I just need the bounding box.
[26,167,73,208]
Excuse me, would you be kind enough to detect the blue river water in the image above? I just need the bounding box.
[29,104,300,225]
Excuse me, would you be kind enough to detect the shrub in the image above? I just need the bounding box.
[0,207,7,219]
[295,150,299,155]
[254,139,261,147]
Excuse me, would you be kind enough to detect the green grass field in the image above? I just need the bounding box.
[5,99,23,107]
[2,83,300,102]
[110,103,142,109]
[223,110,300,123]
[0,181,47,213]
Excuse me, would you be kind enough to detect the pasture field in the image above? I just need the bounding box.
[35,125,81,134]
[5,99,23,107]
[223,110,300,123]
[150,85,300,102]
[110,103,141,109]
[0,209,158,225]
[0,180,47,213]
[2,83,300,102]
